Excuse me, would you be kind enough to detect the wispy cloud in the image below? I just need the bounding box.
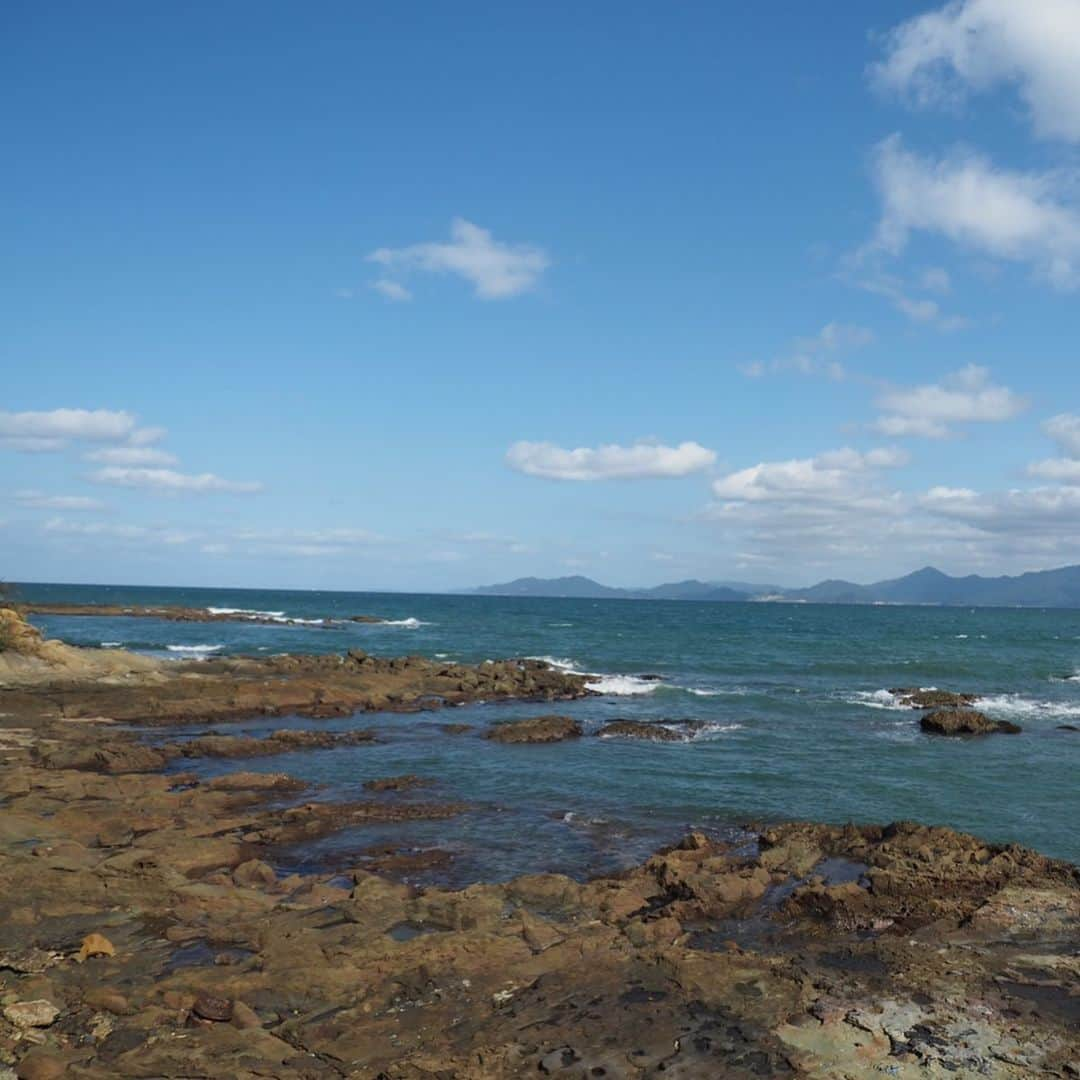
[89,467,263,494]
[367,218,550,300]
[871,0,1080,143]
[370,278,413,302]
[506,439,717,481]
[43,517,198,545]
[741,321,874,380]
[84,446,179,467]
[15,490,105,511]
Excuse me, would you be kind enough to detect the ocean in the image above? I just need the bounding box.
[15,581,1080,880]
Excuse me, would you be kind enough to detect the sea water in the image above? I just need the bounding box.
[16,581,1080,881]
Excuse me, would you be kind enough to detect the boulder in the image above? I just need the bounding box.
[3,1000,59,1028]
[920,709,1021,736]
[485,716,583,744]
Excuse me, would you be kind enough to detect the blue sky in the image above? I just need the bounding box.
[4,0,1080,590]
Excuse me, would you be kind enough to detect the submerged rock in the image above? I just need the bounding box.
[921,709,1022,736]
[3,1000,59,1028]
[891,687,978,709]
[597,719,684,742]
[363,774,431,792]
[484,715,583,744]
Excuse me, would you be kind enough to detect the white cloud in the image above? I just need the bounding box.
[15,491,105,511]
[84,446,179,466]
[232,526,383,557]
[871,0,1080,142]
[0,408,137,451]
[873,364,1027,438]
[711,447,907,505]
[370,278,413,302]
[1028,457,1080,481]
[368,218,550,300]
[89,467,263,494]
[869,134,1080,289]
[1043,413,1080,455]
[42,517,198,544]
[919,482,1080,534]
[506,439,717,481]
[128,426,167,446]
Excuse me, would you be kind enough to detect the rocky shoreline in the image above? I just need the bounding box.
[14,603,387,629]
[1,610,1078,1077]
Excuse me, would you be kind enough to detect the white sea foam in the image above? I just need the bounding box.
[165,644,224,654]
[207,607,285,618]
[378,617,430,629]
[975,693,1080,721]
[687,722,744,740]
[527,656,664,696]
[685,686,749,697]
[585,674,660,696]
[847,689,909,711]
[100,641,122,648]
[526,655,581,672]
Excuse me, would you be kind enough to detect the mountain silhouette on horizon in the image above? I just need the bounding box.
[470,563,1080,608]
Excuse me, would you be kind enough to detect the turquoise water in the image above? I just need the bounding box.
[15,582,1080,878]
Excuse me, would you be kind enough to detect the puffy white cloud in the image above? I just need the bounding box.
[871,0,1080,142]
[368,218,549,300]
[869,135,1080,289]
[873,364,1026,438]
[919,482,1080,534]
[711,447,907,505]
[506,439,716,481]
[1028,457,1080,481]
[15,491,105,511]
[84,446,179,466]
[89,467,263,494]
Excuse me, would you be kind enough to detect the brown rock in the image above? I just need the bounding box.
[77,933,116,962]
[485,715,583,744]
[598,719,682,742]
[230,1000,262,1029]
[15,1049,67,1080]
[191,994,233,1022]
[82,988,130,1015]
[362,774,430,792]
[232,858,278,887]
[920,709,1022,735]
[891,687,978,709]
[3,1000,59,1028]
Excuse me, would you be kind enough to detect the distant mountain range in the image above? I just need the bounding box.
[471,564,1080,608]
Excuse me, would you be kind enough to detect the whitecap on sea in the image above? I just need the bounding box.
[975,693,1080,721]
[165,644,224,655]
